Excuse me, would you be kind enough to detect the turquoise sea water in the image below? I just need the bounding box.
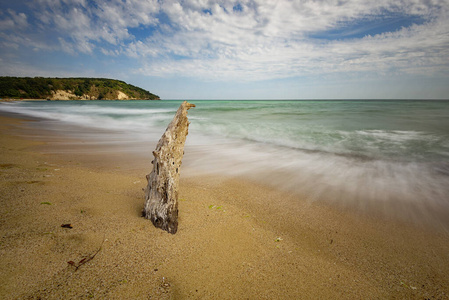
[1,100,449,228]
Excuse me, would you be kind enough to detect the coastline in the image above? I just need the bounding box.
[1,113,449,299]
[0,99,160,102]
[0,99,48,102]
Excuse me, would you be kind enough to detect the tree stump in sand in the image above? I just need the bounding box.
[143,101,195,234]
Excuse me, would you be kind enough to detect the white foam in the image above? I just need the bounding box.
[3,100,449,230]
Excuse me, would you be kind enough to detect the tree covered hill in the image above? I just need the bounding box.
[0,77,160,100]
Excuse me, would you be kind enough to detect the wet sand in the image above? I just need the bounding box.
[1,113,449,299]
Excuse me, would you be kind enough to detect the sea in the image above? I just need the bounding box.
[1,100,449,230]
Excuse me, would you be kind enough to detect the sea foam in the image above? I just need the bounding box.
[2,100,449,230]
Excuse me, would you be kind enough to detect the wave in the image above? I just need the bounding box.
[2,100,449,230]
[184,137,449,230]
[2,101,448,163]
[191,116,448,163]
[0,101,175,135]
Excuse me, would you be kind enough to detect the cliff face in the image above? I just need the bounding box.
[50,89,133,100]
[0,77,160,100]
[51,90,88,100]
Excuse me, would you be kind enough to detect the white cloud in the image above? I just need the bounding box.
[21,0,159,54]
[124,0,448,82]
[9,9,28,28]
[0,9,28,30]
[1,0,448,84]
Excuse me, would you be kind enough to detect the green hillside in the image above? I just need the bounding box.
[0,77,160,100]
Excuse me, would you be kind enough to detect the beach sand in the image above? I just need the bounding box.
[1,113,449,299]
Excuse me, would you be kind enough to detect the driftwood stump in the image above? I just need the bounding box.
[143,101,195,234]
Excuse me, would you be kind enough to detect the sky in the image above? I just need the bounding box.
[1,0,449,100]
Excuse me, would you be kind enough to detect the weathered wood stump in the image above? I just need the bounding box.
[142,101,195,234]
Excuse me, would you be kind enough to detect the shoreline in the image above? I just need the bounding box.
[1,113,449,299]
[0,98,160,102]
[0,98,48,102]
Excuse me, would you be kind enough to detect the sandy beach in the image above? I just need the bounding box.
[1,113,449,299]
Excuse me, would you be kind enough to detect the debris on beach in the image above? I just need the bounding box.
[142,101,195,234]
[67,238,105,271]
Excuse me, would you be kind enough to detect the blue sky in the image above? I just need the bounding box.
[1,0,448,99]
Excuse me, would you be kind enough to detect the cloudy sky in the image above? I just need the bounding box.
[1,0,448,99]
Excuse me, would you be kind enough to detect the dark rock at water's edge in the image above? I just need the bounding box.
[0,77,160,100]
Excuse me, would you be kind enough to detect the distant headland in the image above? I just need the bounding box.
[0,77,160,100]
